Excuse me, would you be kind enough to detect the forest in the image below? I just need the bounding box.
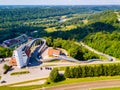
[0,6,120,59]
[45,37,99,60]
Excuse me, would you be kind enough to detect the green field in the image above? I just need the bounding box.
[1,76,120,90]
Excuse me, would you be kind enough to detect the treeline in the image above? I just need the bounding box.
[45,37,99,60]
[83,31,120,58]
[0,6,93,28]
[0,6,93,22]
[64,64,120,78]
[0,10,119,43]
[0,47,12,58]
[88,11,119,24]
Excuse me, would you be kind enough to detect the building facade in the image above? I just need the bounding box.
[10,45,31,68]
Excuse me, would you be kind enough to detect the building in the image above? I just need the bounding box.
[2,39,18,48]
[48,48,61,57]
[10,44,31,68]
[2,34,28,48]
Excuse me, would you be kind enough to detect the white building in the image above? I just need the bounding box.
[12,45,29,68]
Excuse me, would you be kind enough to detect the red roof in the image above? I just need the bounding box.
[48,49,61,56]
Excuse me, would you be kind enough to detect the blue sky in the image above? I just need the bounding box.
[0,0,120,5]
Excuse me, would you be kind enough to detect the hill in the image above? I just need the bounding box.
[0,6,120,59]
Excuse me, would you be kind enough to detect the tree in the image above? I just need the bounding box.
[93,65,99,77]
[64,67,71,78]
[3,64,10,71]
[0,47,12,58]
[49,68,61,82]
[81,66,86,77]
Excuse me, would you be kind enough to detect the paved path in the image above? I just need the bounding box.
[77,42,116,61]
[42,80,120,90]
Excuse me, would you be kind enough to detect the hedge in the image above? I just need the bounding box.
[11,71,30,75]
[64,64,120,78]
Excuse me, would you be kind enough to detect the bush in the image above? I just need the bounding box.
[49,68,65,82]
[3,65,12,74]
[3,64,10,71]
[64,67,71,78]
[49,68,61,82]
[10,71,30,75]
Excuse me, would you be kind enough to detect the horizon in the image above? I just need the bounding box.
[1,4,120,6]
[1,0,120,5]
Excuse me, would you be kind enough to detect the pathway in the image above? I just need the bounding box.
[76,42,116,61]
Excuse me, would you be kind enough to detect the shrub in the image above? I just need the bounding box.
[3,64,10,71]
[49,68,65,82]
[49,68,61,82]
[11,71,30,75]
[64,67,71,78]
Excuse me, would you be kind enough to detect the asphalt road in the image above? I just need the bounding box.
[79,42,116,61]
[41,80,120,90]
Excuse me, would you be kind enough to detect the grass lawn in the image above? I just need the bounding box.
[93,87,120,90]
[1,76,120,90]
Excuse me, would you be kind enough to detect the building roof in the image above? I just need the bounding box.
[3,39,18,46]
[48,48,61,56]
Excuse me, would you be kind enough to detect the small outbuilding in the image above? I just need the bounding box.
[9,58,17,66]
[48,48,61,57]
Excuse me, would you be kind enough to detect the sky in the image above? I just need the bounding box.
[0,0,120,5]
